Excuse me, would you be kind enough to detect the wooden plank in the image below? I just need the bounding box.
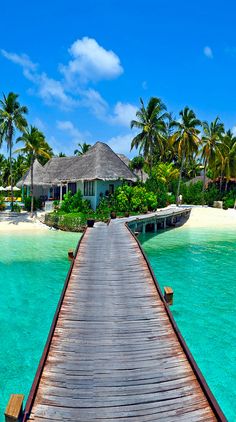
[24,218,224,421]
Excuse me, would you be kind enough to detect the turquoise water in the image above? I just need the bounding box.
[0,230,80,420]
[140,226,236,421]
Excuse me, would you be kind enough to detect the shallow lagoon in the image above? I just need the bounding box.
[140,226,236,421]
[0,230,80,420]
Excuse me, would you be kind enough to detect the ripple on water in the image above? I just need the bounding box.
[140,226,236,422]
[0,230,80,421]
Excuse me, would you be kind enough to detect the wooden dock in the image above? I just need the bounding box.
[20,216,225,421]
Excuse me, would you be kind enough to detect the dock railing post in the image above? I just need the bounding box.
[5,394,24,422]
[164,286,174,305]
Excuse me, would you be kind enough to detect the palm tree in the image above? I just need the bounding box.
[201,118,224,200]
[0,92,28,209]
[16,126,50,216]
[220,130,236,191]
[74,142,91,156]
[170,107,201,204]
[129,156,145,182]
[130,97,169,171]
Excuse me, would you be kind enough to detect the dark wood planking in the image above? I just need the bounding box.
[26,221,223,421]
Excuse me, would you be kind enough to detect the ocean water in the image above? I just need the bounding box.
[0,230,80,420]
[140,226,236,421]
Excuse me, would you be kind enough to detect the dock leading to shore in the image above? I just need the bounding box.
[7,207,225,421]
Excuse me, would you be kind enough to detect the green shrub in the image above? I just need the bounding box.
[60,190,91,213]
[115,184,157,213]
[145,177,168,207]
[24,196,42,211]
[45,212,87,232]
[181,181,204,205]
[224,198,234,208]
[204,184,222,206]
[12,203,21,212]
[0,195,6,211]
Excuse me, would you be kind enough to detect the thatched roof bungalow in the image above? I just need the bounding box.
[18,142,137,209]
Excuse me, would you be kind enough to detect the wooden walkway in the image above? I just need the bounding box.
[24,221,225,421]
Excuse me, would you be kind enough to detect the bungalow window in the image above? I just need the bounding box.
[68,182,77,195]
[84,180,95,196]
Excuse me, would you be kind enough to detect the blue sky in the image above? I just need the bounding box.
[1,0,236,157]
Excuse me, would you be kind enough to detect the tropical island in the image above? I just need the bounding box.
[1,92,236,422]
[0,93,236,232]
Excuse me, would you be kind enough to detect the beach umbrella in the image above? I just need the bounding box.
[5,185,21,191]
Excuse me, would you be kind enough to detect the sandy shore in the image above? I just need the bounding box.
[182,206,236,228]
[0,213,49,232]
[0,207,236,232]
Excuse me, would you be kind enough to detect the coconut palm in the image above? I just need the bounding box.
[0,92,28,209]
[130,97,169,171]
[16,126,50,216]
[74,142,91,156]
[170,107,201,204]
[201,117,224,200]
[219,130,236,191]
[129,156,145,182]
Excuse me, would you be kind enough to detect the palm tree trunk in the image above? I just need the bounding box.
[8,122,14,212]
[30,156,34,217]
[202,161,207,205]
[9,142,14,211]
[225,179,228,192]
[176,156,184,206]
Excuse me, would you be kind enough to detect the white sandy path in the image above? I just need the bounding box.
[182,206,236,228]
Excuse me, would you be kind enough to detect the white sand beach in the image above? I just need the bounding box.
[182,206,236,228]
[0,207,236,232]
[0,212,48,232]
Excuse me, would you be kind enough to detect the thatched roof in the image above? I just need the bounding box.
[17,142,137,186]
[16,159,46,187]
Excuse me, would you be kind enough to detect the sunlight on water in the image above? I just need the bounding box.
[140,226,236,421]
[0,230,80,420]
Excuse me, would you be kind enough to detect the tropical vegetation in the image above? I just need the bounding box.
[1,90,236,223]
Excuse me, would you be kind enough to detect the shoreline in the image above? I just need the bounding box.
[180,206,236,229]
[0,207,236,232]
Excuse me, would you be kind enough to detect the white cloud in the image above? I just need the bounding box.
[1,49,76,109]
[203,46,213,59]
[56,120,91,150]
[1,49,37,71]
[107,133,136,157]
[1,42,136,128]
[110,102,137,127]
[60,36,123,84]
[36,73,76,108]
[57,120,83,138]
[79,88,108,119]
